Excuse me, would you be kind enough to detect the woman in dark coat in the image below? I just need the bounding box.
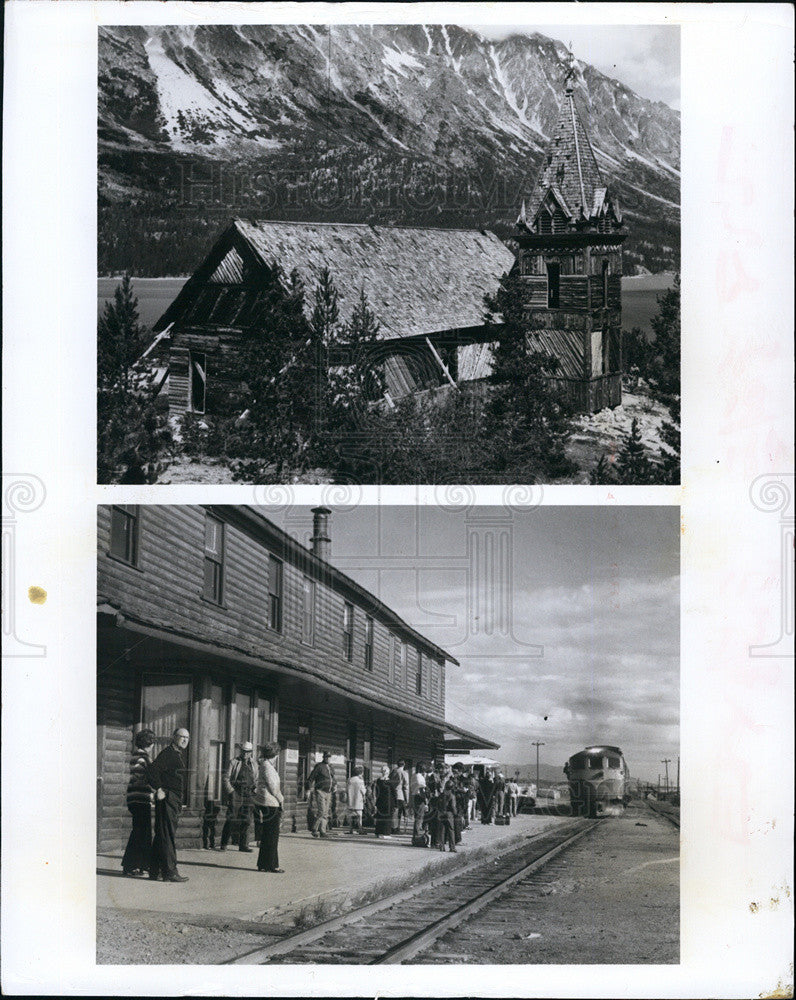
[373,766,395,838]
[121,729,156,877]
[478,769,496,824]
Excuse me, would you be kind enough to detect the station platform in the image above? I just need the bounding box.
[97,812,569,925]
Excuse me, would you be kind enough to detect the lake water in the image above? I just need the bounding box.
[98,273,673,338]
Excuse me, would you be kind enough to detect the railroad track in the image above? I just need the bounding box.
[226,819,598,965]
[645,799,680,828]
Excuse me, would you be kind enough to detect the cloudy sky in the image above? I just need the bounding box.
[471,24,681,109]
[270,504,680,784]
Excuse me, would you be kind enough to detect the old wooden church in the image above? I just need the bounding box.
[153,63,625,416]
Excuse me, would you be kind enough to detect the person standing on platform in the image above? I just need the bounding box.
[121,728,156,877]
[219,743,241,848]
[389,759,407,833]
[410,762,428,839]
[373,765,395,838]
[148,728,190,882]
[253,742,284,873]
[437,779,458,852]
[346,764,367,834]
[479,769,495,824]
[494,771,506,817]
[508,777,520,816]
[306,750,336,837]
[220,741,256,852]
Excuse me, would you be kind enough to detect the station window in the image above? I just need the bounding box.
[203,514,224,604]
[364,616,374,671]
[207,682,227,801]
[343,602,354,662]
[267,555,283,632]
[415,651,423,696]
[602,259,609,307]
[301,576,315,645]
[109,504,139,566]
[392,637,405,686]
[140,675,192,804]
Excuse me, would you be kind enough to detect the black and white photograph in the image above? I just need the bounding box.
[96,501,679,965]
[97,23,680,486]
[2,2,793,997]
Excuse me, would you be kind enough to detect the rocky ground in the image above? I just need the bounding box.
[96,909,284,965]
[563,385,677,484]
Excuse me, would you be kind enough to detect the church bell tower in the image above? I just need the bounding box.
[515,52,626,412]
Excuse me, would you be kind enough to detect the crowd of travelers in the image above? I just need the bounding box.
[120,728,524,885]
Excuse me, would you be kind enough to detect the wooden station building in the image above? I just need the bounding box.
[151,62,624,416]
[97,504,496,850]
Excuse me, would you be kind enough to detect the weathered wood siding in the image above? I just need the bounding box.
[457,342,495,382]
[524,327,586,379]
[97,506,448,726]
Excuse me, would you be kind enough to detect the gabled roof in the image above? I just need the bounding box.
[524,63,618,228]
[157,220,515,342]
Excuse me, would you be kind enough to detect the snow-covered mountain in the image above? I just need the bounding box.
[99,24,680,275]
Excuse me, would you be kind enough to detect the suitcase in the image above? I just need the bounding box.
[412,830,430,847]
[495,813,510,826]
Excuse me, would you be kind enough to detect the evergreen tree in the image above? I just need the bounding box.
[657,395,681,485]
[315,286,386,476]
[97,275,170,483]
[482,270,577,481]
[589,454,613,485]
[97,273,147,393]
[227,267,316,479]
[615,417,656,485]
[649,273,680,395]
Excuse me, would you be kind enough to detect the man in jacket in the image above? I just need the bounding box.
[220,741,256,852]
[305,751,336,837]
[148,728,190,882]
[437,779,458,853]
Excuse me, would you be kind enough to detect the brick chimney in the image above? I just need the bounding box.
[311,507,331,561]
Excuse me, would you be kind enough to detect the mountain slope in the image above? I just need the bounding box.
[98,24,679,276]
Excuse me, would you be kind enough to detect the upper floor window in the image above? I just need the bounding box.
[267,555,283,632]
[364,616,374,671]
[546,262,560,308]
[602,259,610,307]
[302,576,316,645]
[203,514,224,604]
[109,504,139,566]
[415,650,423,696]
[343,602,354,662]
[392,637,405,685]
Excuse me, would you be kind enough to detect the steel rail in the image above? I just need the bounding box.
[226,819,595,966]
[646,799,680,829]
[374,820,598,964]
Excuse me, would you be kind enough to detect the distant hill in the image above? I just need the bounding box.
[497,761,567,785]
[98,24,679,276]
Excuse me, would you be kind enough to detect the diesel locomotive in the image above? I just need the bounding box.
[564,745,629,817]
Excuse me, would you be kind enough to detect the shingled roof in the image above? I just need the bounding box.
[523,62,619,227]
[227,220,514,341]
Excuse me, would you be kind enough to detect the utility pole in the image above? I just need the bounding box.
[661,758,671,796]
[677,756,680,796]
[531,741,545,793]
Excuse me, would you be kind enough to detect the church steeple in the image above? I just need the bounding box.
[523,51,622,234]
[511,48,627,415]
